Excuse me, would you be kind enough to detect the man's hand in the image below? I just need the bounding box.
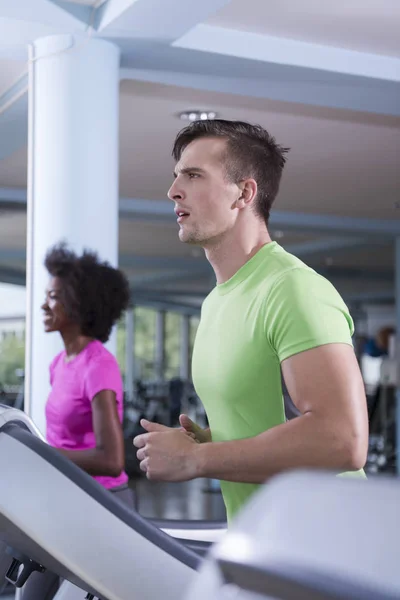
[133,419,201,481]
[179,414,211,444]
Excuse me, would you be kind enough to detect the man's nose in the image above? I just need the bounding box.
[167,179,183,201]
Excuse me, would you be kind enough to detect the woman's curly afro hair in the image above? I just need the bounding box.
[44,242,130,343]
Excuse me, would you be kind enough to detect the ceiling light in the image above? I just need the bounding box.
[178,110,217,122]
[273,230,284,239]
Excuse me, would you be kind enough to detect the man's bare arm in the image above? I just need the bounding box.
[193,344,368,482]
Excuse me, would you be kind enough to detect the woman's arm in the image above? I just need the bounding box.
[56,390,125,477]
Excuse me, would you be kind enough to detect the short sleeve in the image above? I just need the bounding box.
[85,355,122,402]
[264,268,354,363]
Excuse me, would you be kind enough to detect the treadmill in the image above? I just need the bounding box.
[186,470,400,600]
[0,406,225,600]
[9,405,399,600]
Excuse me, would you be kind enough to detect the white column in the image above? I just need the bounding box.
[25,35,120,434]
[180,314,190,380]
[125,307,135,402]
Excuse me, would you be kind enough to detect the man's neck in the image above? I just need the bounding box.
[205,228,272,285]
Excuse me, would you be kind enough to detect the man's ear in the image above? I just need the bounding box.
[234,179,257,209]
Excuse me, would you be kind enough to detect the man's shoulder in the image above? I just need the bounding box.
[259,244,342,294]
[253,245,319,296]
[199,246,319,307]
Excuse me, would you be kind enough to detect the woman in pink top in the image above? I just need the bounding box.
[21,243,132,600]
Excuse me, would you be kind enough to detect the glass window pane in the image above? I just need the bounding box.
[189,315,200,380]
[116,318,126,376]
[164,312,181,380]
[0,326,25,389]
[134,307,156,380]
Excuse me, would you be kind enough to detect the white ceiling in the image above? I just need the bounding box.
[62,1,106,6]
[0,76,398,300]
[0,59,27,97]
[118,80,400,221]
[208,0,400,57]
[1,79,398,221]
[0,213,26,250]
[0,0,398,306]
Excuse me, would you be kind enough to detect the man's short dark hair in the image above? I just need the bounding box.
[45,243,130,343]
[172,119,289,225]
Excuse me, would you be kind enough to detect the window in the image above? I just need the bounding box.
[134,307,156,380]
[0,328,25,386]
[189,315,200,379]
[164,312,181,380]
[116,318,126,376]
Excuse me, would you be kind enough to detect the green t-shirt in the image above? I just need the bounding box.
[192,242,366,523]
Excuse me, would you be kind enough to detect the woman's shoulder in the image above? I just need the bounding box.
[50,350,65,372]
[83,341,123,394]
[85,340,120,369]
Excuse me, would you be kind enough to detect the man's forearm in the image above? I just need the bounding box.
[195,413,365,483]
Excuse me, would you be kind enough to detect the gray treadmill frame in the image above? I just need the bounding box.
[0,423,200,600]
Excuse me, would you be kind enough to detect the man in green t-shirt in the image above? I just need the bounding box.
[134,119,368,523]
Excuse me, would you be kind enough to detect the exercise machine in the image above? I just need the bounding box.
[5,404,399,600]
[0,405,224,600]
[186,470,400,600]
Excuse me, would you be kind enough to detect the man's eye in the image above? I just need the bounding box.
[188,173,199,179]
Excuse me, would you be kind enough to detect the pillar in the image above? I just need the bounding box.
[25,35,120,434]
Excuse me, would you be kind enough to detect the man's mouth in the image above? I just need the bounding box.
[176,210,190,224]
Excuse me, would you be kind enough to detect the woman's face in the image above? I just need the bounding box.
[41,276,72,333]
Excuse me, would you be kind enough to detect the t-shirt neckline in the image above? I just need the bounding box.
[216,242,278,296]
[62,339,97,365]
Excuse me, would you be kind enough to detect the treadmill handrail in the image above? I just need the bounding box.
[149,518,226,530]
[218,558,399,600]
[0,407,46,441]
[2,424,200,571]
